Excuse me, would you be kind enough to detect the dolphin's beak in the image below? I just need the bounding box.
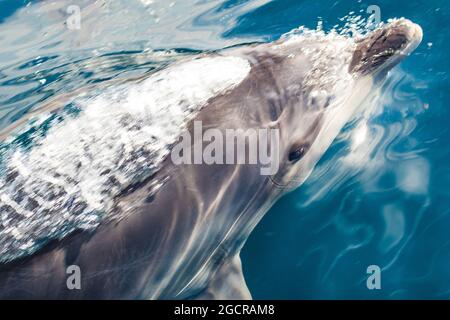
[349,18,423,76]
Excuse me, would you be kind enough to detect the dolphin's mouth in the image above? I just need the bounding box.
[349,18,423,76]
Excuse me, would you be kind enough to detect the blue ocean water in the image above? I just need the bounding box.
[0,0,448,299]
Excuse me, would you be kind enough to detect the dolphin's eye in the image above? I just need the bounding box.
[288,143,309,162]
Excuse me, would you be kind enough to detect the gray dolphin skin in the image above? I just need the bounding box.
[0,19,422,299]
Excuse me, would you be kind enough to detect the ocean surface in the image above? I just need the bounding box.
[0,0,448,299]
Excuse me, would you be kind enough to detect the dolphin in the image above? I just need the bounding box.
[0,19,422,299]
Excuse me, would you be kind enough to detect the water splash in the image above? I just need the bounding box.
[0,56,250,262]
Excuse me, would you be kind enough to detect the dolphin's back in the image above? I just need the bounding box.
[0,55,252,264]
[0,49,286,299]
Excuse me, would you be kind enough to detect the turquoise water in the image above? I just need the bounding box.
[0,0,448,299]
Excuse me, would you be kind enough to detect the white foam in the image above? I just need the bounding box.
[0,55,250,262]
[279,28,356,102]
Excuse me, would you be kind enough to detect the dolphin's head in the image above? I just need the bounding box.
[349,19,423,78]
[268,18,422,191]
